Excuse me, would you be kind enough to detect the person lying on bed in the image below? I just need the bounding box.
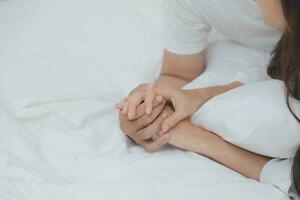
[115,0,300,199]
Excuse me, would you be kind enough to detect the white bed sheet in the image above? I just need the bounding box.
[0,0,290,199]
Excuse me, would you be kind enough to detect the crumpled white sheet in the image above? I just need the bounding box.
[0,99,289,200]
[0,0,290,199]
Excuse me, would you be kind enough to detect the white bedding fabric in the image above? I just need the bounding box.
[0,0,290,199]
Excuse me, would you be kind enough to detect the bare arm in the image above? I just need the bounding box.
[154,49,205,88]
[166,115,270,180]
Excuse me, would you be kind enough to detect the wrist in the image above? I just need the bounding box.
[174,121,216,155]
[167,119,223,157]
[155,74,188,89]
[185,123,225,156]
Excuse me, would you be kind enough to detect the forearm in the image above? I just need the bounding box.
[168,120,270,181]
[154,74,188,89]
[153,50,206,89]
[191,82,244,103]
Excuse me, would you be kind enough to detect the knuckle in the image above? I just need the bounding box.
[126,96,133,103]
[121,127,130,136]
[128,94,135,100]
[123,128,132,136]
[134,91,144,99]
[134,91,142,96]
[138,83,148,91]
[119,112,128,121]
[129,89,136,96]
[124,131,130,136]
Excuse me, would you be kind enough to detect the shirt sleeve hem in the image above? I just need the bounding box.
[260,158,293,194]
[164,43,207,55]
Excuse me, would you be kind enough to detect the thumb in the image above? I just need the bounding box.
[161,111,185,133]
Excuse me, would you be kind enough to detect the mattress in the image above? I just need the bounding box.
[0,0,290,199]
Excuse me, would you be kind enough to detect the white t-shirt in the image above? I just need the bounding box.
[260,158,299,199]
[163,1,296,197]
[260,159,292,194]
[163,0,283,55]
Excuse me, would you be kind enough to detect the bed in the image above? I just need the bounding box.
[0,0,290,199]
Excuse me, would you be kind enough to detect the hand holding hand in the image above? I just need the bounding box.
[154,85,209,133]
[115,83,163,120]
[119,98,172,153]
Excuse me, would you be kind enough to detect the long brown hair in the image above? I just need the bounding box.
[267,0,300,195]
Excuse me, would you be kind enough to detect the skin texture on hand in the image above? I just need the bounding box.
[116,49,205,120]
[119,99,172,153]
[117,79,243,153]
[115,83,150,112]
[116,49,206,151]
[154,85,209,133]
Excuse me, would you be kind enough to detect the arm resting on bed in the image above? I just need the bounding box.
[154,49,205,88]
[168,119,271,181]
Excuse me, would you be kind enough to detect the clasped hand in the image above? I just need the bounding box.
[115,83,209,152]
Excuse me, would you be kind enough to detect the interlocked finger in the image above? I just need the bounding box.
[130,95,165,121]
[127,92,146,119]
[136,100,166,129]
[138,111,169,140]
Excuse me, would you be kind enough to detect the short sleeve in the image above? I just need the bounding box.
[163,0,211,55]
[260,158,293,194]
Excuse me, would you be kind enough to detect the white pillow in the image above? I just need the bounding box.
[183,40,271,90]
[191,80,300,159]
